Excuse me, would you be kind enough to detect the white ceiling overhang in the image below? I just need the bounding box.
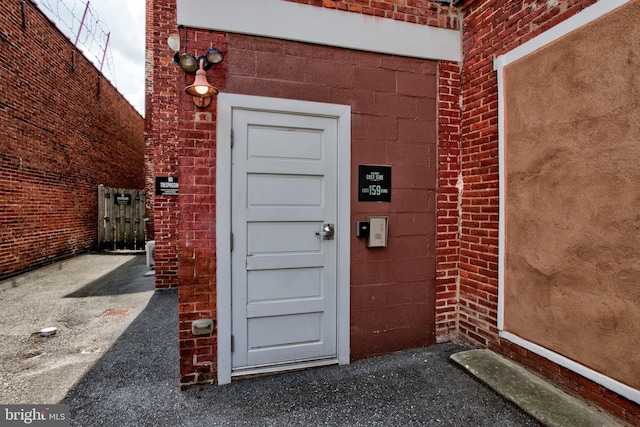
[176,0,462,62]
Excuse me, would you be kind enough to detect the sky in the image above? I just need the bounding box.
[39,0,146,116]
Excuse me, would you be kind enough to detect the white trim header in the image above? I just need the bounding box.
[177,0,461,62]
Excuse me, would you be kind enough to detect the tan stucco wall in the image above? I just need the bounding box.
[504,0,640,390]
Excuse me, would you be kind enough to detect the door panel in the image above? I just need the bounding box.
[247,268,322,302]
[231,109,338,373]
[247,126,323,160]
[248,174,323,206]
[247,222,322,253]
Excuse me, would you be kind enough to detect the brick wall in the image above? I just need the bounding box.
[286,0,459,29]
[435,59,461,341]
[458,0,639,423]
[145,1,220,380]
[458,0,602,348]
[145,0,180,289]
[0,0,144,281]
[175,28,227,386]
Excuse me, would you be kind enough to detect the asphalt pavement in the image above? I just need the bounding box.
[0,254,541,426]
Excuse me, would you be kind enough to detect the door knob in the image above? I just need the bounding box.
[316,224,335,240]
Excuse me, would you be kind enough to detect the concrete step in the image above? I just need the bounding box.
[450,349,623,427]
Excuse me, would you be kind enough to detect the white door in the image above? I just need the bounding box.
[230,108,340,375]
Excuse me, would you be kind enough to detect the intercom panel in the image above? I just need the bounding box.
[367,216,388,247]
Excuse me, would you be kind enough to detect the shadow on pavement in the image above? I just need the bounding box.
[64,257,152,298]
[61,261,540,426]
[62,286,182,425]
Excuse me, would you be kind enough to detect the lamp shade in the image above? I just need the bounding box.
[178,53,199,73]
[184,59,218,105]
[205,48,224,65]
[184,69,218,97]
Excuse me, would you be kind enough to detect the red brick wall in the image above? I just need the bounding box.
[459,0,639,423]
[458,0,601,347]
[435,59,461,341]
[145,1,221,380]
[0,0,144,281]
[175,28,227,386]
[147,0,456,296]
[145,0,180,289]
[286,0,459,28]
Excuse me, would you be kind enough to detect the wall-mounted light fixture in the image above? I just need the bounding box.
[168,34,224,108]
[179,48,224,108]
[184,57,219,108]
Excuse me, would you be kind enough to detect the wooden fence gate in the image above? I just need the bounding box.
[98,185,146,250]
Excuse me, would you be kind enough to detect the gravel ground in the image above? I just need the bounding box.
[1,254,540,426]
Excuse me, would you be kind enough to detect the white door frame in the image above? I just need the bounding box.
[216,93,351,385]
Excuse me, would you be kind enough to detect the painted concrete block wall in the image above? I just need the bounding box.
[147,0,460,385]
[277,0,465,348]
[170,29,441,385]
[0,0,144,281]
[225,34,439,357]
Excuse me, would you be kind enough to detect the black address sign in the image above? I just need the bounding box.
[358,165,391,202]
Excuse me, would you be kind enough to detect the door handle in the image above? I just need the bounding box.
[316,224,335,240]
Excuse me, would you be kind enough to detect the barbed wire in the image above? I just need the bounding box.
[35,0,118,89]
